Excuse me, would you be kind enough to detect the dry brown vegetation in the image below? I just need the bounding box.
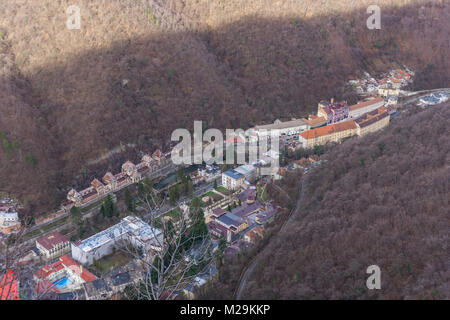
[0,0,448,215]
[235,103,449,299]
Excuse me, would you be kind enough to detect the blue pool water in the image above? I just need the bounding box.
[52,276,72,289]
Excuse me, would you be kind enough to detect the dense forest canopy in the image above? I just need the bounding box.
[0,0,448,214]
[237,104,449,299]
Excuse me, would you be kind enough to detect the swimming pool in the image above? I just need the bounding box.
[52,276,72,290]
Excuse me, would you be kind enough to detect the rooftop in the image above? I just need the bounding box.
[211,208,226,218]
[253,118,306,131]
[217,213,244,228]
[234,164,256,176]
[223,169,244,180]
[111,272,131,286]
[349,97,384,111]
[301,116,327,127]
[299,120,357,140]
[230,201,264,218]
[0,211,18,220]
[83,278,109,297]
[355,106,389,128]
[320,101,348,114]
[36,231,69,251]
[75,216,162,253]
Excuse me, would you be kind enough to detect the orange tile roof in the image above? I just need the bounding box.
[34,260,65,280]
[59,255,97,282]
[0,270,18,300]
[355,106,389,128]
[35,255,97,284]
[349,97,384,111]
[299,120,356,140]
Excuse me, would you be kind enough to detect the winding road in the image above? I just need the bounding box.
[235,176,308,300]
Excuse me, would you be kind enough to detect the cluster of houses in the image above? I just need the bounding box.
[246,70,403,151]
[0,198,21,235]
[206,185,277,244]
[190,164,221,185]
[349,68,414,96]
[66,149,171,209]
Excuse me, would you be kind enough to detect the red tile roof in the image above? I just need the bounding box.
[299,120,357,140]
[34,260,65,280]
[36,231,69,251]
[211,208,226,218]
[59,255,97,282]
[35,255,97,283]
[355,106,389,128]
[0,270,18,300]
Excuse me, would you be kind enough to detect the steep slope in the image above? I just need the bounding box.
[0,31,60,211]
[240,104,450,299]
[0,0,448,214]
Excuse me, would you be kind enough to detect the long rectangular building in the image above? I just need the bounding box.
[298,120,357,149]
[349,97,385,119]
[71,216,162,265]
[250,118,307,137]
[355,106,390,136]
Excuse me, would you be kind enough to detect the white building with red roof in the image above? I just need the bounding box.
[36,231,71,260]
[34,254,97,294]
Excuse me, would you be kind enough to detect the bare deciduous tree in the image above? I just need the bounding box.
[120,183,213,300]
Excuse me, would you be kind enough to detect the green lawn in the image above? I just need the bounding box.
[202,191,223,202]
[91,250,132,274]
[257,185,268,202]
[215,186,232,196]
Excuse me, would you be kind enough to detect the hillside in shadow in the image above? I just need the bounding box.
[205,103,449,300]
[0,0,448,214]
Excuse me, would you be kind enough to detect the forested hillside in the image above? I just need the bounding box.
[238,104,449,299]
[0,0,448,215]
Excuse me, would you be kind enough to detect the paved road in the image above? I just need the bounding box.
[235,176,308,300]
